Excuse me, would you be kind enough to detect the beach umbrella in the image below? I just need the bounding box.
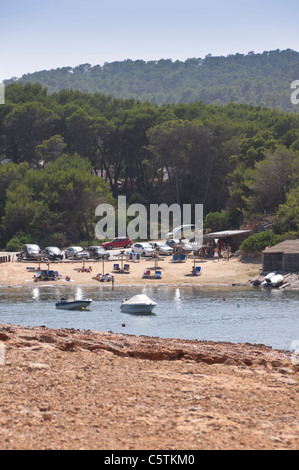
[147,251,164,271]
[171,240,192,251]
[171,241,190,262]
[187,253,203,276]
[116,250,127,270]
[189,254,201,268]
[38,256,43,270]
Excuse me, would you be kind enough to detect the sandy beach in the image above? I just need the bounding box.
[0,254,298,450]
[0,252,264,288]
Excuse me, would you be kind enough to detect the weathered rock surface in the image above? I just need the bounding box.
[0,324,298,450]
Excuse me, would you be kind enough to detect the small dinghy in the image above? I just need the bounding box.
[261,272,284,288]
[55,298,92,310]
[120,294,157,314]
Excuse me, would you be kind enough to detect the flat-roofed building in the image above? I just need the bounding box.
[262,240,299,272]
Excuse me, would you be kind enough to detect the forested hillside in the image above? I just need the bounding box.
[4,50,299,112]
[0,83,298,249]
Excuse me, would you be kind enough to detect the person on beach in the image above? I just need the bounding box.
[227,244,231,261]
[213,247,219,261]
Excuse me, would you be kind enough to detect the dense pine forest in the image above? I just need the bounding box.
[0,81,298,250]
[4,50,299,112]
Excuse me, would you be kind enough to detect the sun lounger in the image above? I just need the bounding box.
[123,264,130,272]
[142,270,150,278]
[129,252,140,261]
[192,266,201,275]
[155,270,162,279]
[172,254,179,262]
[113,263,120,272]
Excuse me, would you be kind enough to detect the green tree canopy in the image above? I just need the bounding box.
[1,154,113,247]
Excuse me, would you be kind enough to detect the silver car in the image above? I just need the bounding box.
[132,242,155,256]
[64,246,90,260]
[149,241,173,255]
[18,244,41,260]
[87,246,110,260]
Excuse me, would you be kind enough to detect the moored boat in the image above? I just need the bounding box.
[55,298,92,310]
[120,294,157,314]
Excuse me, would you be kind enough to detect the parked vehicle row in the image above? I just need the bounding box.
[130,241,172,256]
[17,244,111,261]
[16,237,193,261]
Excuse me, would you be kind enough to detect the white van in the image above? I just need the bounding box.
[166,224,199,239]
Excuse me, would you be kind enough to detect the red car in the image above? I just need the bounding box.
[102,237,133,250]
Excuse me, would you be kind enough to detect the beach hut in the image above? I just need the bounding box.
[262,240,299,272]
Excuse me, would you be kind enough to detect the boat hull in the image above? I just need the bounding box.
[120,303,156,314]
[55,300,92,310]
[261,274,284,288]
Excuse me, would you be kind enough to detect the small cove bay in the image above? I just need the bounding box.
[0,285,298,351]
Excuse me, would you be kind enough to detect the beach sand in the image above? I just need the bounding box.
[0,254,298,450]
[0,253,263,288]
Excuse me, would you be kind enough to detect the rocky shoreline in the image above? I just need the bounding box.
[0,324,298,450]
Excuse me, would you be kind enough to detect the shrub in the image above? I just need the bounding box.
[5,231,34,252]
[240,230,280,253]
[204,209,241,232]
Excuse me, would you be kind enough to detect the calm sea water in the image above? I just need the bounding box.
[0,284,298,351]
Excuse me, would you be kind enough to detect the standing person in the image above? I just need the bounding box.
[227,244,231,261]
[213,247,219,262]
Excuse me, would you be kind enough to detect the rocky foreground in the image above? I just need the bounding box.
[0,324,298,450]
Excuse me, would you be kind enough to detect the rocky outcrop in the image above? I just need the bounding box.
[0,324,295,370]
[0,324,298,450]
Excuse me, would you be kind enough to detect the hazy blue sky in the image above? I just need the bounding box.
[1,0,298,81]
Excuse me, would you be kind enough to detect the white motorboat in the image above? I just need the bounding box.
[261,272,284,288]
[120,294,157,314]
[55,298,92,310]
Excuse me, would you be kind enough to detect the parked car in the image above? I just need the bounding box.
[149,241,173,255]
[43,246,63,260]
[165,239,193,252]
[17,244,41,260]
[64,246,90,260]
[166,224,199,239]
[131,242,155,256]
[87,246,110,260]
[102,237,133,250]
